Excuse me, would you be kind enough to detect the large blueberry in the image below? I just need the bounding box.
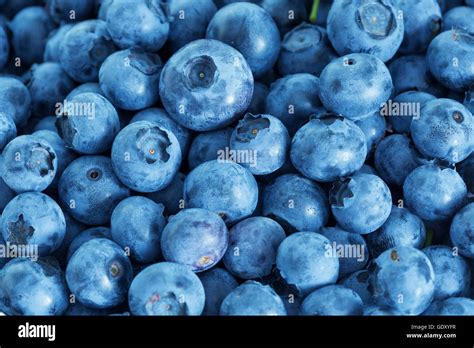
[160,39,253,131]
[128,262,205,316]
[291,114,367,182]
[99,48,163,111]
[206,2,280,78]
[450,203,474,258]
[198,267,238,316]
[58,156,131,225]
[319,53,393,120]
[2,192,65,255]
[330,173,392,234]
[262,174,329,233]
[111,121,181,192]
[300,285,364,316]
[442,6,474,34]
[184,160,258,224]
[66,238,133,308]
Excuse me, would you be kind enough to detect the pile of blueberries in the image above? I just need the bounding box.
[0,0,474,317]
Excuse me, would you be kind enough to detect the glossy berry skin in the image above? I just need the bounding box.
[130,108,191,156]
[253,0,307,36]
[46,0,94,23]
[26,62,76,117]
[327,0,404,62]
[0,112,16,151]
[146,172,185,216]
[187,128,232,170]
[161,208,228,272]
[220,281,286,316]
[0,257,68,315]
[223,216,285,279]
[278,23,336,77]
[354,111,386,154]
[366,206,426,258]
[276,232,339,296]
[262,174,328,233]
[386,91,436,134]
[423,297,474,316]
[319,227,369,278]
[443,6,474,34]
[423,245,471,300]
[0,26,8,69]
[369,246,435,315]
[99,48,163,111]
[0,77,32,127]
[1,135,57,193]
[230,113,290,175]
[300,285,364,316]
[458,153,474,193]
[2,192,66,256]
[55,92,120,154]
[60,20,117,83]
[403,164,467,222]
[374,134,426,187]
[206,2,280,79]
[160,39,253,131]
[166,0,217,53]
[9,6,55,67]
[450,203,474,259]
[198,268,238,316]
[391,0,442,54]
[111,121,181,192]
[67,226,111,261]
[411,99,474,164]
[339,270,374,306]
[66,238,133,309]
[184,160,258,224]
[319,53,393,120]
[128,262,205,316]
[330,173,392,234]
[265,73,324,135]
[58,156,131,225]
[291,115,367,182]
[427,30,474,91]
[43,24,73,62]
[111,196,166,264]
[106,0,170,52]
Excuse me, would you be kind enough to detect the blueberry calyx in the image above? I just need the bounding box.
[7,214,35,244]
[356,1,395,39]
[87,168,102,181]
[27,143,56,177]
[235,113,270,143]
[136,126,171,164]
[330,178,354,208]
[183,55,218,90]
[452,111,464,124]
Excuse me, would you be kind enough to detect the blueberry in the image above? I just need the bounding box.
[223,216,285,279]
[106,0,170,52]
[0,77,32,127]
[58,155,131,225]
[391,0,442,54]
[0,25,8,69]
[353,111,386,154]
[300,285,364,316]
[442,6,474,34]
[230,113,290,175]
[278,22,337,77]
[60,20,117,82]
[220,280,286,316]
[159,39,253,131]
[99,48,163,111]
[404,164,467,222]
[187,128,232,170]
[247,82,268,115]
[2,192,66,255]
[161,208,228,272]
[128,262,205,316]
[184,160,258,224]
[422,297,474,315]
[262,174,329,233]
[146,172,185,216]
[46,0,95,23]
[253,0,307,36]
[1,135,57,193]
[9,6,55,67]
[327,0,404,62]
[374,134,426,187]
[111,121,182,192]
[276,232,339,296]
[366,206,426,258]
[319,53,393,120]
[206,2,281,79]
[130,108,191,156]
[291,114,367,182]
[0,257,68,315]
[67,226,111,261]
[330,173,392,234]
[198,267,238,316]
[427,29,474,91]
[0,111,16,151]
[265,73,324,135]
[66,238,133,308]
[369,246,435,315]
[319,227,369,278]
[165,0,217,53]
[423,245,471,300]
[450,202,474,258]
[339,270,374,306]
[43,24,74,62]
